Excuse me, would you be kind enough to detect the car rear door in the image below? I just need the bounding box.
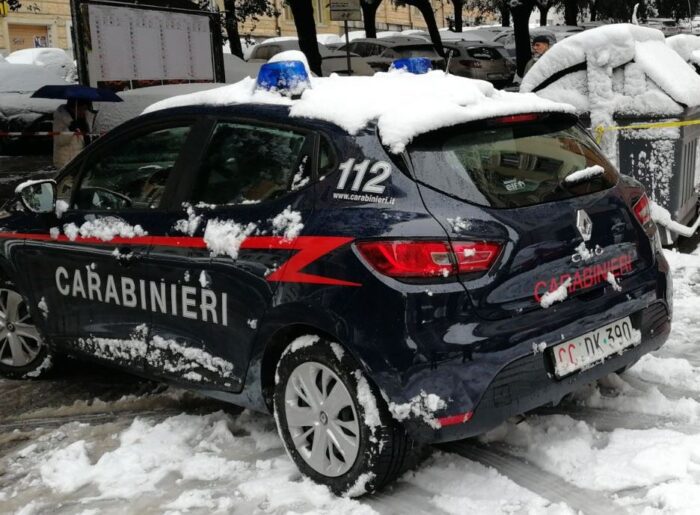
[407,113,655,320]
[144,114,318,391]
[16,118,201,371]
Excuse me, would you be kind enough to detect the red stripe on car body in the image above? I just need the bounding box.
[0,232,360,287]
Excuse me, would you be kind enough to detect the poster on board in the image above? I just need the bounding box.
[75,0,223,91]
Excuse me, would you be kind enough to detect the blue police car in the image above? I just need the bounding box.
[0,59,671,495]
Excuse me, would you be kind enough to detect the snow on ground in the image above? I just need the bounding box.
[2,246,700,514]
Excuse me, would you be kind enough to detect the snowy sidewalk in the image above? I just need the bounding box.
[1,247,700,514]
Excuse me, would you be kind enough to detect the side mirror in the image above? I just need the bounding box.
[15,180,57,214]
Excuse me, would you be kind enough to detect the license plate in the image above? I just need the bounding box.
[551,317,640,377]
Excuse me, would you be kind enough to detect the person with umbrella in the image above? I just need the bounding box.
[31,85,122,169]
[52,97,96,169]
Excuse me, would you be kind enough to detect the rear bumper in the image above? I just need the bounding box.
[401,301,670,443]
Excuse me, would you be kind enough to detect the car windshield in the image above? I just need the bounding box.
[408,115,618,208]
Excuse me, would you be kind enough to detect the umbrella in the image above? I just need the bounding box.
[31,84,123,102]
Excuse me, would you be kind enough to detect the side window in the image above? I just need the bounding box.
[254,45,280,60]
[192,122,310,205]
[73,125,191,210]
[56,166,82,206]
[318,136,336,177]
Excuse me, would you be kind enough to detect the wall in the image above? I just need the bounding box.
[0,0,73,55]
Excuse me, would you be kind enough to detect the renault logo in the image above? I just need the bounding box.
[576,210,593,241]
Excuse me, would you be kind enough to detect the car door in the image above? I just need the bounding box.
[144,116,317,391]
[16,119,202,371]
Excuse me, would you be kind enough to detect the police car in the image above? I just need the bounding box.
[0,56,671,495]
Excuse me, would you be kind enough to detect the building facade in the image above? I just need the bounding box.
[0,0,497,56]
[237,0,496,40]
[0,0,73,55]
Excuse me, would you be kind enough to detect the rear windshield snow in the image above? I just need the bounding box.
[408,117,617,208]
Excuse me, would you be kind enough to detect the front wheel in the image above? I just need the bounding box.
[273,335,424,496]
[0,283,53,379]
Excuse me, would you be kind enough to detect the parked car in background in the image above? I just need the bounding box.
[0,62,72,155]
[443,40,514,88]
[247,39,374,76]
[692,16,700,35]
[339,37,445,72]
[644,18,681,37]
[5,48,73,78]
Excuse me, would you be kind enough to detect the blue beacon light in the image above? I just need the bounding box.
[390,57,432,74]
[256,60,310,95]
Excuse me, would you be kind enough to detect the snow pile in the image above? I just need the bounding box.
[271,206,303,241]
[174,204,202,236]
[145,69,574,153]
[203,219,257,260]
[539,278,572,308]
[447,216,471,233]
[489,415,700,492]
[521,24,700,162]
[149,335,234,379]
[63,217,147,242]
[388,391,446,429]
[666,34,700,66]
[606,271,622,292]
[564,165,604,184]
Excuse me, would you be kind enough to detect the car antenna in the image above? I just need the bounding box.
[445,49,453,75]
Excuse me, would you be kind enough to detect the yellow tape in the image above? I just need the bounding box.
[594,118,700,144]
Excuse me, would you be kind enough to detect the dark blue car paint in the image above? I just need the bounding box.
[0,104,671,443]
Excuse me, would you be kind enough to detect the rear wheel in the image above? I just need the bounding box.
[273,335,426,496]
[0,283,53,379]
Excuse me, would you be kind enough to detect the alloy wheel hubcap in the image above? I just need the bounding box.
[0,288,42,368]
[284,361,361,477]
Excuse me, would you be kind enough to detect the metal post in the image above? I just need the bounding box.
[344,19,352,75]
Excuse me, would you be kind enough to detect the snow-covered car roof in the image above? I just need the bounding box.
[0,63,71,93]
[521,24,700,115]
[144,67,574,153]
[5,47,71,68]
[666,34,700,67]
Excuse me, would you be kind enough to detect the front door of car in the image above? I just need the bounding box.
[145,118,317,390]
[16,120,200,371]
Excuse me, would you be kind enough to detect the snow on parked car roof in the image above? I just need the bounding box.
[666,34,700,66]
[521,24,700,111]
[0,63,71,93]
[145,66,574,153]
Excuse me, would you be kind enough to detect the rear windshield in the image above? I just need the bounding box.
[395,45,438,58]
[408,116,618,208]
[466,47,502,60]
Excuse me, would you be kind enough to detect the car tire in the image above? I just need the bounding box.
[0,280,53,379]
[273,335,426,497]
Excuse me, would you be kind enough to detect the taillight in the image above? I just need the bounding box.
[493,113,541,125]
[452,242,502,273]
[356,240,501,278]
[633,193,651,226]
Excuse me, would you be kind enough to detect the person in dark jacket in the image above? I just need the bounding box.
[524,35,551,76]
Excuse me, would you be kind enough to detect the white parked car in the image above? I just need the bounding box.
[5,48,72,77]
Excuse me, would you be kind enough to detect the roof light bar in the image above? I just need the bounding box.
[256,60,310,96]
[390,57,432,74]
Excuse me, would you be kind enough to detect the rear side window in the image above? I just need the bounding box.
[466,47,501,60]
[408,116,618,208]
[192,122,309,205]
